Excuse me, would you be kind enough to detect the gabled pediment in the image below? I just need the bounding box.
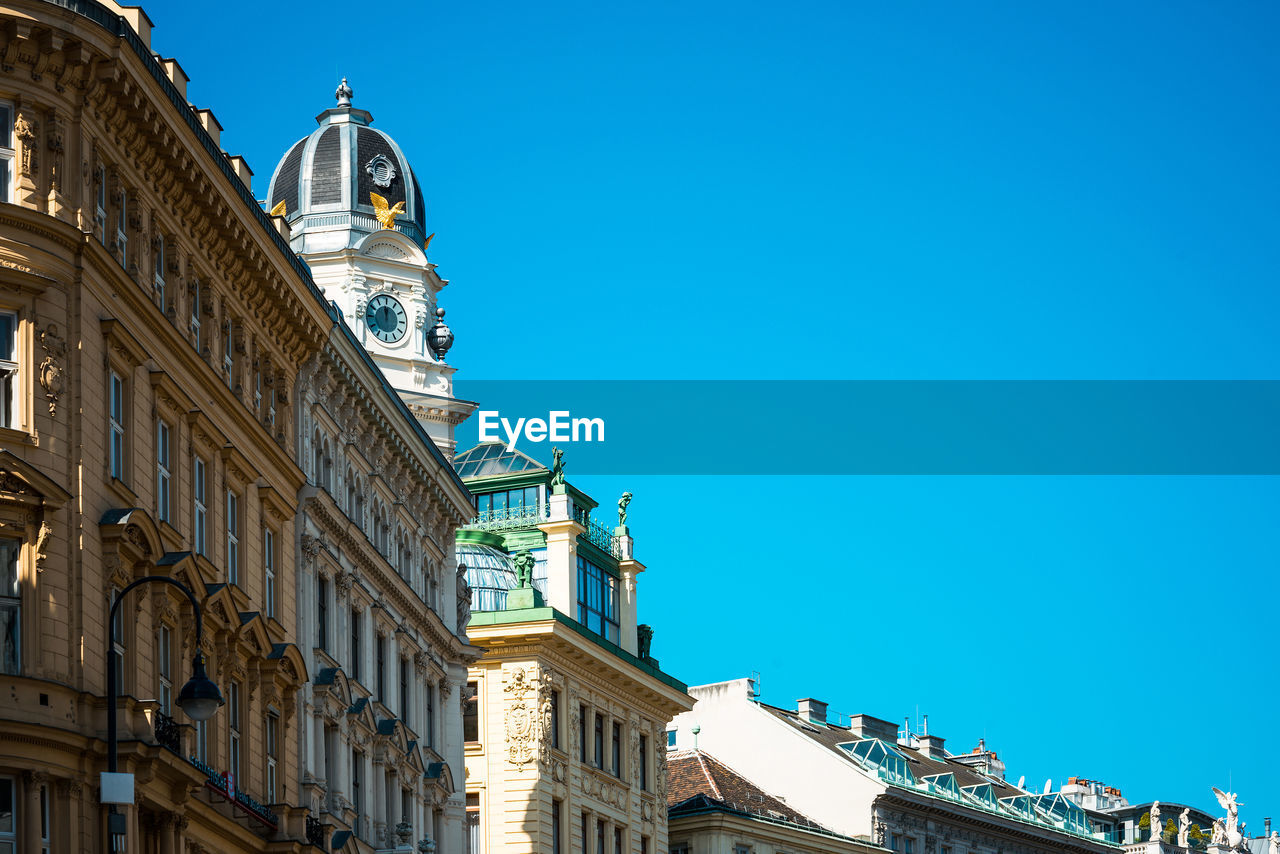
[0,451,71,508]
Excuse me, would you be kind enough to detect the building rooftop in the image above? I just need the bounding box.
[453,442,547,478]
[668,749,848,838]
[754,701,1116,845]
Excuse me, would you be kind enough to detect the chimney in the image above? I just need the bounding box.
[917,734,947,760]
[1266,819,1272,837]
[849,714,899,742]
[797,698,828,725]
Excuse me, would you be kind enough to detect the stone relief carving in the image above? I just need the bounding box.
[14,114,37,177]
[503,667,540,771]
[38,323,66,416]
[46,111,64,193]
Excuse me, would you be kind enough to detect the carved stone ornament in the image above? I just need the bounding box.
[366,154,397,189]
[46,111,65,192]
[503,667,539,771]
[35,520,51,570]
[14,114,37,177]
[38,323,66,416]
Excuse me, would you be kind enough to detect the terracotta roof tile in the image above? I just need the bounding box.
[667,750,835,833]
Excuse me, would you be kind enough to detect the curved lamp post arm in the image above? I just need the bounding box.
[106,574,205,773]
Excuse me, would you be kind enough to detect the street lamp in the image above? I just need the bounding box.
[103,574,223,821]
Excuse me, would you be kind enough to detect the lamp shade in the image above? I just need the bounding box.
[176,651,224,722]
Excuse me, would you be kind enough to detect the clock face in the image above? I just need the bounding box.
[365,294,409,344]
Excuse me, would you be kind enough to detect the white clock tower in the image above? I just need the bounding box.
[265,79,474,454]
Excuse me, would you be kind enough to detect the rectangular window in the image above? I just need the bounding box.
[352,751,363,836]
[1,104,15,202]
[153,232,165,305]
[399,657,410,724]
[639,735,648,792]
[317,577,328,650]
[263,528,276,619]
[223,317,234,388]
[615,827,623,854]
[576,557,620,643]
[612,721,621,777]
[350,607,362,681]
[116,187,128,269]
[641,837,649,854]
[0,539,19,675]
[190,278,202,350]
[108,370,126,480]
[156,420,171,523]
[193,456,207,555]
[228,681,242,785]
[578,704,587,762]
[466,793,482,854]
[157,624,172,714]
[110,587,125,689]
[891,835,902,852]
[427,682,435,748]
[580,814,588,854]
[0,778,14,854]
[594,713,604,769]
[596,819,605,854]
[552,798,561,854]
[265,711,279,803]
[39,782,49,854]
[195,718,208,763]
[550,689,560,749]
[0,311,16,429]
[376,633,386,699]
[226,490,239,584]
[733,847,751,854]
[463,681,479,743]
[667,730,676,748]
[94,164,106,243]
[906,838,914,854]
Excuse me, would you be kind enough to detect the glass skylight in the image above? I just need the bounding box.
[923,773,964,801]
[1031,793,1094,835]
[841,739,916,786]
[963,783,1002,811]
[453,442,546,478]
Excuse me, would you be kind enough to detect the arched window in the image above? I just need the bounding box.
[323,440,333,491]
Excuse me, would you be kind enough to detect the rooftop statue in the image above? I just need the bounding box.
[1151,802,1162,843]
[551,447,566,489]
[618,492,633,526]
[1178,809,1191,848]
[1268,831,1278,854]
[1211,788,1243,850]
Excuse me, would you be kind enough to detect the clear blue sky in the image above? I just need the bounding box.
[147,0,1278,822]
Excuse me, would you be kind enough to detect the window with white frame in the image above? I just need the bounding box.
[195,717,208,763]
[190,277,202,350]
[0,311,17,430]
[0,539,20,675]
[153,232,165,305]
[108,370,126,480]
[116,186,128,269]
[265,710,279,803]
[110,587,125,690]
[193,456,207,555]
[0,102,13,202]
[94,163,106,243]
[263,527,276,620]
[226,489,239,585]
[228,680,242,785]
[156,419,171,524]
[157,624,172,714]
[223,317,233,388]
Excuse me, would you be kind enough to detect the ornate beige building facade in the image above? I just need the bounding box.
[0,2,474,853]
[452,444,693,854]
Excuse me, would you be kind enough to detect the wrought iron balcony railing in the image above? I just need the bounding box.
[463,504,549,532]
[305,816,327,849]
[153,711,181,754]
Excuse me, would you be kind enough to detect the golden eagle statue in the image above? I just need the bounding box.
[370,192,405,230]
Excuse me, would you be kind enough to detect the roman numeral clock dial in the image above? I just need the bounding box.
[365,294,409,344]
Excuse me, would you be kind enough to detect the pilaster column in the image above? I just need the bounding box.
[537,510,585,615]
[20,772,45,854]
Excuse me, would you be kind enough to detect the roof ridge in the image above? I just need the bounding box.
[694,751,724,801]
